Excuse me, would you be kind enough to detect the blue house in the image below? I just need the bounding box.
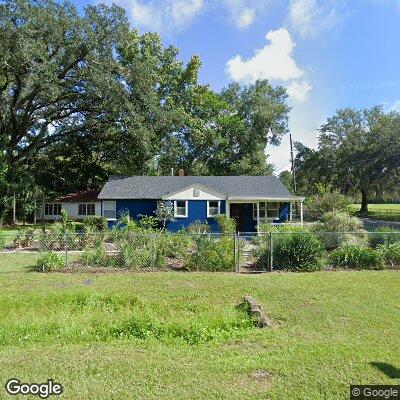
[98,175,304,233]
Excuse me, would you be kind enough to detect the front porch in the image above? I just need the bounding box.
[226,198,304,233]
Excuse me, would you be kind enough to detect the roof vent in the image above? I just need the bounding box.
[193,188,200,197]
[178,168,185,177]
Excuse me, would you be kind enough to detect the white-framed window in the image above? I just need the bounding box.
[267,202,280,220]
[44,203,62,216]
[253,202,266,222]
[174,200,188,218]
[207,200,220,218]
[253,202,280,221]
[102,201,116,220]
[78,203,96,216]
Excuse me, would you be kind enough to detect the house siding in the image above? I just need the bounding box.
[107,199,226,232]
[115,199,159,224]
[166,200,226,232]
[105,199,289,232]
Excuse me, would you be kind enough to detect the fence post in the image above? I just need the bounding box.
[269,231,273,272]
[152,234,156,271]
[233,232,237,273]
[237,232,240,273]
[64,233,68,268]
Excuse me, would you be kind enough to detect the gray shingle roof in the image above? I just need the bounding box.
[98,176,300,200]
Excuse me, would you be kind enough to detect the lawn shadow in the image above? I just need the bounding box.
[370,362,400,379]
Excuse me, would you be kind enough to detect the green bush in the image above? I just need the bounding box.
[312,211,367,250]
[157,233,193,259]
[32,252,65,272]
[187,220,210,234]
[369,227,400,248]
[330,245,385,270]
[304,189,350,221]
[120,240,165,269]
[83,216,108,232]
[271,231,325,272]
[215,215,236,234]
[80,242,123,268]
[79,245,109,267]
[185,236,234,271]
[378,242,400,268]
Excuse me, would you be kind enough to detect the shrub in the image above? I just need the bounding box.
[83,216,108,232]
[369,227,400,249]
[187,220,210,234]
[157,233,193,259]
[79,245,107,267]
[378,242,400,268]
[32,252,65,272]
[312,211,367,250]
[330,245,385,270]
[137,215,159,230]
[215,215,236,234]
[270,231,325,272]
[185,236,234,271]
[304,189,350,221]
[120,240,165,269]
[79,244,120,268]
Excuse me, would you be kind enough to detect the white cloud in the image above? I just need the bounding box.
[127,0,204,32]
[288,0,344,38]
[286,80,312,103]
[236,8,255,28]
[122,0,270,32]
[222,0,268,29]
[172,0,203,27]
[226,28,311,103]
[227,28,304,82]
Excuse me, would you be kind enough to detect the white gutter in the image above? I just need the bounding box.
[227,197,305,201]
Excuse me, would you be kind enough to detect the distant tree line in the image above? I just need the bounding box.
[280,106,400,213]
[0,0,290,222]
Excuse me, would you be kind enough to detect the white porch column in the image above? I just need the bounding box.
[290,202,293,222]
[226,200,230,218]
[256,202,260,234]
[300,200,303,227]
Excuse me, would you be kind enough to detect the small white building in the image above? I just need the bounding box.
[38,190,101,221]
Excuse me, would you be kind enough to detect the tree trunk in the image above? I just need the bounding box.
[360,189,368,214]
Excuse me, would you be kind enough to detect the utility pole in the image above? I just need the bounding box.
[289,133,297,194]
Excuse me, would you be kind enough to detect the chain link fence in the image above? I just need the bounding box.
[1,229,399,273]
[0,231,238,272]
[237,230,400,272]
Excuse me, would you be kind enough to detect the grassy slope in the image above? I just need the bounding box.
[0,255,399,399]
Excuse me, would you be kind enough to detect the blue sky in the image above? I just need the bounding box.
[77,0,400,172]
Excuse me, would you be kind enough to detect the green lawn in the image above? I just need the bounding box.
[0,254,399,399]
[350,203,400,211]
[350,203,400,220]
